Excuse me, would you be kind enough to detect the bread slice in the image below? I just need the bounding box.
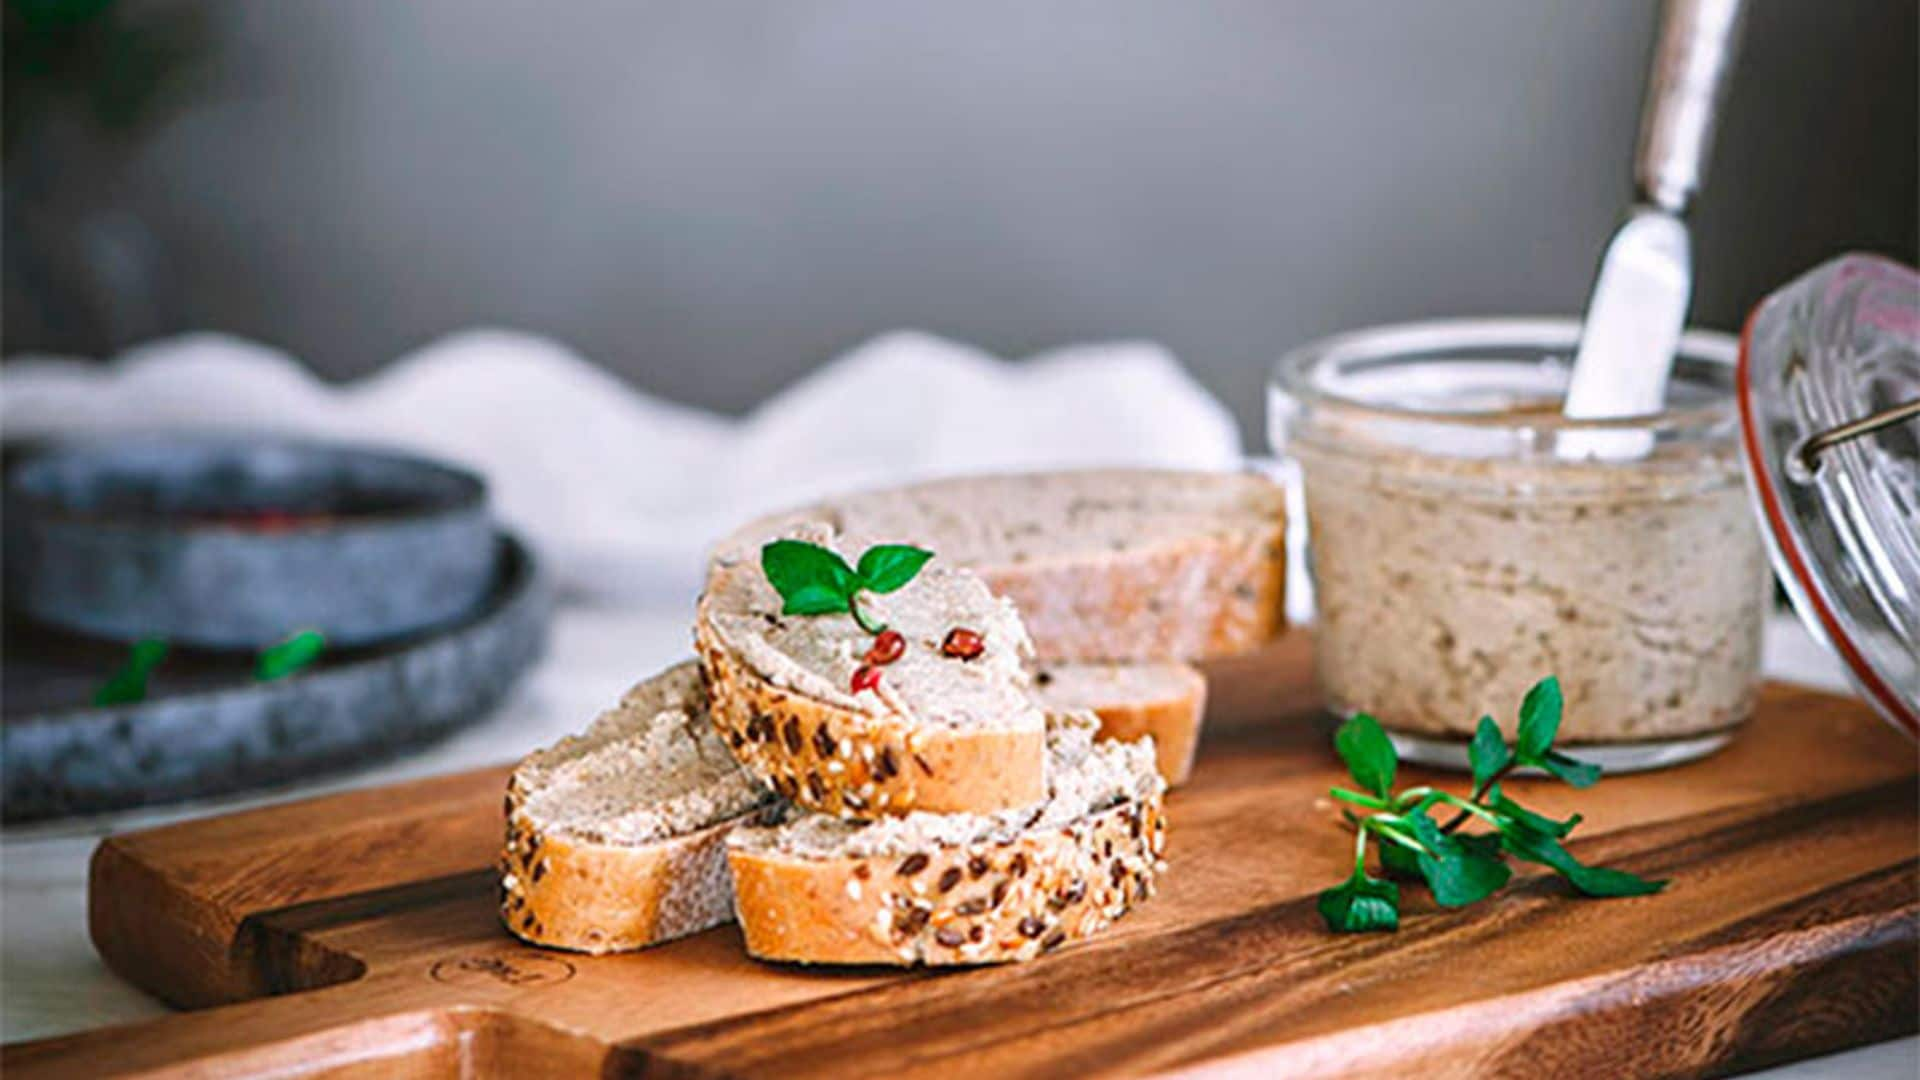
[500,663,775,953]
[1033,661,1207,786]
[696,525,1048,819]
[722,469,1286,663]
[728,713,1166,966]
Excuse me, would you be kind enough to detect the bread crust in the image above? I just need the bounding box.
[499,809,746,953]
[1046,664,1207,786]
[499,662,778,953]
[729,790,1167,966]
[695,604,1046,819]
[981,531,1284,663]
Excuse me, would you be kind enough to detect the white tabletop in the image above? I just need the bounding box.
[2,607,1913,1077]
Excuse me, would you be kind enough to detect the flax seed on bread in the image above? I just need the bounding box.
[1034,661,1208,785]
[727,713,1166,966]
[722,469,1286,663]
[697,525,1048,819]
[500,663,775,953]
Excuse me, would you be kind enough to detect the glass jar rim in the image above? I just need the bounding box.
[1272,316,1740,437]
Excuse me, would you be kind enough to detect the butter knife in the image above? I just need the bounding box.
[1562,0,1749,457]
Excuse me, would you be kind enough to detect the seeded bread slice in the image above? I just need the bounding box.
[1033,661,1208,786]
[728,713,1166,966]
[696,526,1048,819]
[500,663,775,953]
[721,469,1286,663]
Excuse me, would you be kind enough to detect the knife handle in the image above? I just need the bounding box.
[1635,0,1749,215]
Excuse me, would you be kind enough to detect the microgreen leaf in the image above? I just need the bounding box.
[1318,871,1400,933]
[779,582,853,616]
[855,544,933,594]
[1487,788,1583,838]
[1401,812,1511,907]
[1317,673,1667,933]
[1514,676,1564,762]
[760,539,934,633]
[1330,786,1392,811]
[256,630,326,682]
[94,637,169,706]
[1368,818,1424,877]
[1334,713,1397,799]
[1378,835,1423,879]
[1469,715,1510,790]
[1539,749,1603,789]
[1558,861,1668,898]
[1455,832,1504,860]
[1500,821,1664,898]
[1418,844,1513,908]
[1398,810,1450,852]
[1364,813,1425,858]
[761,540,860,616]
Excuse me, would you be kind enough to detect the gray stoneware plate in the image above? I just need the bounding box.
[1,532,550,823]
[4,437,498,649]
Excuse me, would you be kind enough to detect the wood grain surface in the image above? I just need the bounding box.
[5,636,1915,1079]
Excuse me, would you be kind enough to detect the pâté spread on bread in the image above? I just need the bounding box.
[500,470,1290,966]
[501,663,775,953]
[698,527,1051,818]
[725,469,1288,663]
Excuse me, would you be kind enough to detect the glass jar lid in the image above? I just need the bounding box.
[1739,253,1919,736]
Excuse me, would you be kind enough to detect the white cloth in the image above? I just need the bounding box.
[2,330,1242,600]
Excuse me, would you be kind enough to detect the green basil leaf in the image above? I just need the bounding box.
[1501,821,1664,898]
[94,637,170,706]
[855,544,934,594]
[256,630,327,682]
[1317,872,1400,933]
[1539,749,1603,789]
[1488,789,1583,838]
[1333,713,1397,798]
[761,540,858,614]
[1469,714,1511,791]
[1514,676,1564,762]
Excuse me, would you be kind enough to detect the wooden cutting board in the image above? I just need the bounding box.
[7,636,1916,1078]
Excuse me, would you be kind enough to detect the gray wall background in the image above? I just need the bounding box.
[6,0,1916,445]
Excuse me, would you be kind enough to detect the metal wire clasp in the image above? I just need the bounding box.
[1796,398,1920,472]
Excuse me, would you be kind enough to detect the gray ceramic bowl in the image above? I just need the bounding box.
[2,532,549,822]
[4,437,498,649]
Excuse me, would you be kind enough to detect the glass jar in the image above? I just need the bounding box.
[1269,318,1772,771]
[1741,254,1917,733]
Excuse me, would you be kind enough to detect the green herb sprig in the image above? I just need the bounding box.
[256,629,327,682]
[94,637,170,706]
[1319,676,1664,933]
[761,540,933,634]
[91,627,328,707]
